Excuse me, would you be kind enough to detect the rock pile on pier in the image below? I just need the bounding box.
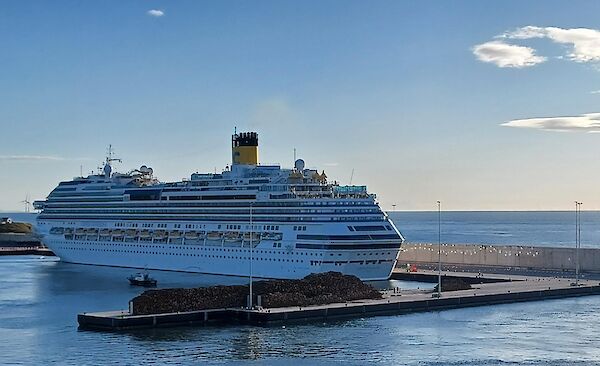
[131,272,382,315]
[433,277,472,292]
[257,272,381,308]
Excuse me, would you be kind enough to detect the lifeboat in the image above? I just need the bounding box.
[99,229,111,236]
[224,232,241,242]
[262,232,283,241]
[153,230,166,239]
[112,229,125,237]
[75,228,86,235]
[64,228,74,235]
[184,231,198,239]
[139,230,152,238]
[169,230,182,238]
[49,227,64,235]
[125,229,137,237]
[86,228,99,235]
[242,232,261,242]
[207,231,222,240]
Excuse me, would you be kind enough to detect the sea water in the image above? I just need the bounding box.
[390,211,600,248]
[0,256,599,365]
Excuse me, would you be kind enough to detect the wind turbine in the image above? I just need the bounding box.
[20,194,32,213]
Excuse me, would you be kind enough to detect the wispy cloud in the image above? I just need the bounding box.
[590,90,600,94]
[501,26,600,63]
[472,41,546,68]
[0,155,89,161]
[501,113,600,133]
[475,26,600,68]
[147,9,164,17]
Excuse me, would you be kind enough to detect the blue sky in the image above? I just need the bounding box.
[1,1,600,211]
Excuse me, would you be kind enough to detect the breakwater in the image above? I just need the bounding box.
[0,233,41,247]
[398,243,600,272]
[78,271,600,330]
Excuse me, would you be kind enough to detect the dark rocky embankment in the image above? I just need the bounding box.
[0,222,42,248]
[0,222,33,234]
[433,277,472,292]
[131,272,382,315]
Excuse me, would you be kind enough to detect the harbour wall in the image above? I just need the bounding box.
[398,243,600,273]
[0,233,41,247]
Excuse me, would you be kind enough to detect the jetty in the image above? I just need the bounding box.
[0,246,54,256]
[78,270,600,330]
[0,221,53,256]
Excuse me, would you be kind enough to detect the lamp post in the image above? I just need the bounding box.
[249,202,254,308]
[577,202,583,284]
[575,201,582,286]
[437,200,442,298]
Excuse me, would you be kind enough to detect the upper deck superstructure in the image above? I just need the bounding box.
[35,132,404,280]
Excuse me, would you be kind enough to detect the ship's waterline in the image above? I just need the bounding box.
[35,132,404,280]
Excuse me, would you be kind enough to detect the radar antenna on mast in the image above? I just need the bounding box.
[103,145,122,179]
[106,144,122,165]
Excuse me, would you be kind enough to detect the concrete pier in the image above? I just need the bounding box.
[0,247,55,256]
[78,272,600,330]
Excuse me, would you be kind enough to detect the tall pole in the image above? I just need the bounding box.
[249,203,254,308]
[575,201,582,285]
[437,200,442,297]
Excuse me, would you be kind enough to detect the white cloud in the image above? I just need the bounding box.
[501,113,600,133]
[472,41,547,68]
[499,26,547,40]
[0,155,65,161]
[590,90,600,94]
[147,9,164,17]
[500,26,600,63]
[0,155,90,161]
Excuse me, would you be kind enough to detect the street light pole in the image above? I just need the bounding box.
[437,200,442,298]
[576,201,582,285]
[249,202,254,308]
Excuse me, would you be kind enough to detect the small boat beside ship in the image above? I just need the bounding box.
[128,272,157,287]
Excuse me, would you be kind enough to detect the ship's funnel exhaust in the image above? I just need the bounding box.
[232,132,259,165]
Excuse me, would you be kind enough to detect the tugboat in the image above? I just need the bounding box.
[128,272,157,287]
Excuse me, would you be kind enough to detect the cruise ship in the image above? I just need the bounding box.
[35,132,404,280]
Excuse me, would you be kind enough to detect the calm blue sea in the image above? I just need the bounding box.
[1,212,600,364]
[5,211,599,248]
[387,211,600,248]
[1,256,599,365]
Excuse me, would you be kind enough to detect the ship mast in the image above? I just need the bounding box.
[103,144,122,179]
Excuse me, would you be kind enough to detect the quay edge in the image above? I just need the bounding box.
[78,276,600,331]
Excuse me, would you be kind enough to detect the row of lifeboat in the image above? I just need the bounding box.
[55,227,282,241]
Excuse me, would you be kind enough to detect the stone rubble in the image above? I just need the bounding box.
[131,271,382,315]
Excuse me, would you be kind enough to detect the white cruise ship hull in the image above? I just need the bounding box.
[43,235,399,281]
